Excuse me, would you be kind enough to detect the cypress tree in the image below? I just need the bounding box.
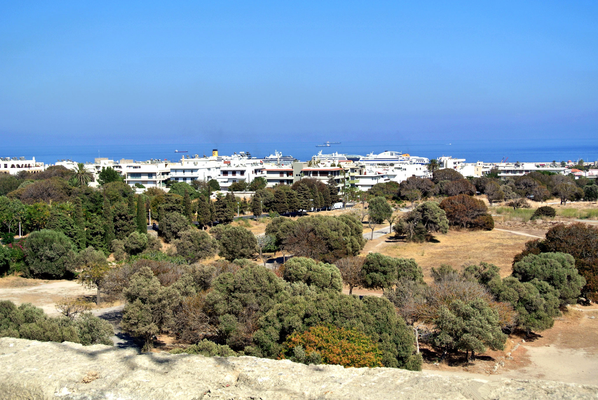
[128,195,136,217]
[184,190,193,221]
[273,189,288,214]
[196,197,211,228]
[136,195,147,234]
[251,195,262,218]
[209,198,216,227]
[102,195,115,248]
[74,196,86,250]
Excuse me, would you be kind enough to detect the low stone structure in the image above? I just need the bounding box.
[1,338,597,399]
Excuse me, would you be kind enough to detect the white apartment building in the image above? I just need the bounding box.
[0,157,45,175]
[496,163,567,178]
[169,151,267,190]
[122,161,171,189]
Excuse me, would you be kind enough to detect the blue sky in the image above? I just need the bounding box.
[1,1,597,145]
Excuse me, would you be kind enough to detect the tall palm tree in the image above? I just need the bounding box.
[427,159,439,172]
[72,163,93,187]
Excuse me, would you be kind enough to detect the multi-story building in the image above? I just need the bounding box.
[122,161,171,189]
[0,157,45,175]
[496,163,567,178]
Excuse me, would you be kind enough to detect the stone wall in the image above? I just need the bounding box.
[1,338,596,400]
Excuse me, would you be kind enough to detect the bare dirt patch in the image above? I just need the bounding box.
[0,279,96,316]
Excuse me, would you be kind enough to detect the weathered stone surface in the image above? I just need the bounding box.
[0,338,596,400]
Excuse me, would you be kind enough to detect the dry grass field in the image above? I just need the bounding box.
[363,228,545,282]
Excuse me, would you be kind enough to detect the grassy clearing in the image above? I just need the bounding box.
[493,207,535,222]
[556,208,598,220]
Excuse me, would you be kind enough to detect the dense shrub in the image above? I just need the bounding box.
[362,253,423,289]
[470,214,494,230]
[530,206,556,220]
[512,253,585,306]
[0,301,112,345]
[439,195,494,230]
[513,223,598,301]
[283,257,342,292]
[280,325,383,367]
[253,291,421,370]
[171,339,241,357]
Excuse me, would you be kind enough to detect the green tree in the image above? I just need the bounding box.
[248,177,267,191]
[159,211,191,243]
[427,159,439,172]
[76,247,109,304]
[489,277,559,333]
[102,196,115,248]
[0,197,27,234]
[70,163,93,187]
[121,267,181,351]
[168,182,198,198]
[183,190,193,221]
[228,181,248,192]
[432,168,464,184]
[273,189,288,214]
[86,214,106,254]
[98,167,123,185]
[127,195,136,217]
[214,195,234,224]
[513,223,598,301]
[124,231,149,256]
[25,202,51,232]
[174,229,219,263]
[23,229,77,278]
[362,253,423,289]
[555,182,582,205]
[368,197,392,239]
[0,175,22,196]
[283,257,342,292]
[253,291,421,370]
[251,195,262,218]
[0,244,11,275]
[208,179,220,191]
[394,201,449,242]
[270,214,366,263]
[432,298,507,360]
[136,195,147,233]
[113,202,136,240]
[210,225,257,261]
[584,185,598,202]
[512,252,585,306]
[74,197,86,250]
[196,197,213,228]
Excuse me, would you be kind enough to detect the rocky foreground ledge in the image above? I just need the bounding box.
[0,338,596,400]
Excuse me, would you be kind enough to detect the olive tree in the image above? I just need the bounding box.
[23,229,77,278]
[210,225,257,262]
[174,229,219,263]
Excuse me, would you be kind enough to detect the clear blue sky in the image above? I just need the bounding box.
[1,1,597,145]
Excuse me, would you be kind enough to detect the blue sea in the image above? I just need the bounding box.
[2,137,597,165]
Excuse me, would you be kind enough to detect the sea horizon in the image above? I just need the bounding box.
[2,137,597,165]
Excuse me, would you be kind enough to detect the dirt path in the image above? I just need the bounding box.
[493,228,544,239]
